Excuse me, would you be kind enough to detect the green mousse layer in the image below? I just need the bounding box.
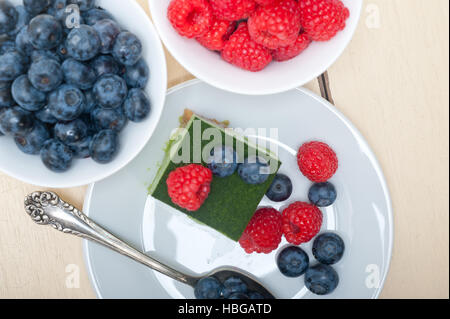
[149,114,281,242]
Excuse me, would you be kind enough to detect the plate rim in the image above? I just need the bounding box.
[82,79,394,299]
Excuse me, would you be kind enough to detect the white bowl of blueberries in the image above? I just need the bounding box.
[0,0,167,188]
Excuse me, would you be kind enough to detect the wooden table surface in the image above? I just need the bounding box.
[0,0,448,299]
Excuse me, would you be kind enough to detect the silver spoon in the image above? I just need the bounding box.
[24,191,275,299]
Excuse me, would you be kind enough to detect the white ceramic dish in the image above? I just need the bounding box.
[0,0,167,188]
[83,80,393,299]
[148,0,362,95]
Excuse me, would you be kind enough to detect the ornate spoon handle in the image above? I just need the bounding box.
[24,191,198,287]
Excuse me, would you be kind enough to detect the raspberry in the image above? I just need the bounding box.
[282,202,323,245]
[167,0,213,38]
[298,0,350,41]
[254,0,276,5]
[248,0,301,49]
[297,141,338,182]
[210,0,257,21]
[239,208,283,254]
[272,32,311,61]
[222,23,272,72]
[166,164,213,212]
[196,18,237,51]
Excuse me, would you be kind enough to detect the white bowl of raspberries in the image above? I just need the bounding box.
[0,0,167,188]
[149,0,362,95]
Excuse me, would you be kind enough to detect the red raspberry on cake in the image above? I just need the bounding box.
[196,18,237,51]
[272,32,311,61]
[248,0,301,50]
[239,208,283,254]
[222,22,273,72]
[282,202,323,245]
[167,0,213,38]
[298,0,350,41]
[297,141,338,182]
[166,164,213,212]
[210,0,257,21]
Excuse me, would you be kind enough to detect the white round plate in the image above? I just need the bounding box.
[148,0,362,95]
[83,80,393,299]
[0,0,167,188]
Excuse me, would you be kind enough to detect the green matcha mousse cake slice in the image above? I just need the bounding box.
[148,111,281,242]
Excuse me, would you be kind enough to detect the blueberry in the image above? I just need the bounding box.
[248,292,265,299]
[31,49,61,63]
[91,107,127,132]
[79,113,97,135]
[194,277,223,299]
[277,246,309,278]
[7,5,30,38]
[40,139,73,172]
[312,233,345,265]
[35,105,58,124]
[0,85,14,108]
[124,59,149,89]
[90,55,120,77]
[93,74,127,109]
[228,293,249,299]
[0,106,34,135]
[82,89,96,114]
[238,156,270,185]
[266,174,293,202]
[207,145,238,177]
[0,51,27,81]
[62,58,96,90]
[68,0,96,12]
[83,8,114,26]
[308,182,337,207]
[56,42,69,60]
[0,35,16,55]
[14,26,34,56]
[123,88,150,122]
[28,58,63,92]
[23,0,52,16]
[14,121,50,155]
[90,129,119,164]
[304,264,339,295]
[47,84,85,121]
[69,135,92,158]
[93,19,120,54]
[47,0,67,20]
[54,119,88,145]
[12,75,47,111]
[0,0,18,34]
[112,31,142,66]
[66,24,100,61]
[28,14,63,50]
[221,276,248,298]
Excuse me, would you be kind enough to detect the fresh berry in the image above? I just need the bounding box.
[297,141,338,182]
[69,136,92,159]
[112,31,142,66]
[92,19,121,54]
[82,89,96,114]
[28,14,63,50]
[11,75,47,112]
[89,129,119,164]
[277,246,310,277]
[222,23,272,72]
[210,0,256,21]
[0,106,34,135]
[93,74,128,109]
[167,0,213,39]
[166,164,213,212]
[0,51,27,82]
[28,58,63,92]
[66,24,101,61]
[266,173,293,202]
[91,107,127,132]
[62,58,96,90]
[0,84,14,108]
[282,202,323,245]
[308,182,337,207]
[207,145,238,178]
[221,276,248,298]
[248,291,265,299]
[272,32,311,61]
[123,88,151,122]
[312,232,345,265]
[228,293,249,299]
[298,0,350,41]
[304,264,339,295]
[0,0,18,34]
[196,18,237,51]
[47,0,68,21]
[40,139,74,172]
[90,55,120,78]
[47,84,85,121]
[35,106,58,124]
[68,0,96,12]
[194,277,223,299]
[239,207,282,254]
[0,36,16,55]
[31,49,61,63]
[238,156,270,185]
[123,59,149,89]
[14,121,50,155]
[83,8,115,26]
[248,0,301,49]
[7,5,30,37]
[15,26,34,56]
[54,119,88,146]
[23,0,51,16]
